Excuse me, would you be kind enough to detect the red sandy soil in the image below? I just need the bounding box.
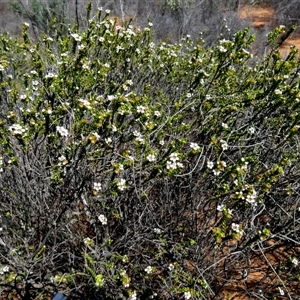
[239,4,300,56]
[238,4,275,28]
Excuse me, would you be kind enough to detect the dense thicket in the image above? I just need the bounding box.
[0,3,300,300]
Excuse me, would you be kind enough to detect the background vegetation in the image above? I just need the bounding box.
[0,1,300,299]
[1,0,300,43]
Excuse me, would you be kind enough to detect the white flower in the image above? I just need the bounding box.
[184,291,192,299]
[105,137,112,144]
[218,160,227,168]
[147,154,156,162]
[166,153,183,170]
[23,22,29,27]
[2,266,9,273]
[78,44,85,51]
[117,179,126,191]
[105,9,110,14]
[249,127,255,134]
[137,105,146,114]
[99,37,105,43]
[246,190,257,206]
[170,153,179,162]
[130,291,137,300]
[135,136,144,144]
[153,228,161,234]
[274,89,282,95]
[93,182,102,192]
[278,287,284,296]
[144,266,153,274]
[58,155,68,166]
[78,98,92,109]
[222,123,228,129]
[98,214,107,225]
[107,95,115,101]
[231,223,242,233]
[207,161,214,169]
[219,45,227,53]
[9,124,26,135]
[154,111,161,117]
[190,142,200,151]
[176,162,184,168]
[83,237,94,246]
[220,140,228,150]
[56,126,68,137]
[217,204,224,212]
[133,131,144,144]
[213,170,220,176]
[167,161,177,170]
[45,72,56,79]
[168,263,174,271]
[70,33,82,42]
[186,93,192,98]
[0,266,9,274]
[292,257,299,266]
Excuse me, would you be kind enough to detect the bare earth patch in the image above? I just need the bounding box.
[239,4,300,56]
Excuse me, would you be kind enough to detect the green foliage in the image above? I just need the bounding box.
[0,9,300,299]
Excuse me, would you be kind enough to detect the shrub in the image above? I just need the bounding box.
[0,8,300,299]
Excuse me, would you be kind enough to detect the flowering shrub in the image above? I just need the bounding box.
[0,7,300,299]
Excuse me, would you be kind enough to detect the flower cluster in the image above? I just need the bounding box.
[166,153,183,171]
[212,160,227,176]
[220,139,228,151]
[119,269,131,288]
[0,266,9,275]
[58,155,68,166]
[246,189,257,206]
[78,98,92,109]
[190,142,200,151]
[70,33,82,42]
[9,124,26,136]
[231,223,243,236]
[236,158,248,174]
[144,266,154,274]
[117,179,126,191]
[147,154,156,162]
[133,130,144,144]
